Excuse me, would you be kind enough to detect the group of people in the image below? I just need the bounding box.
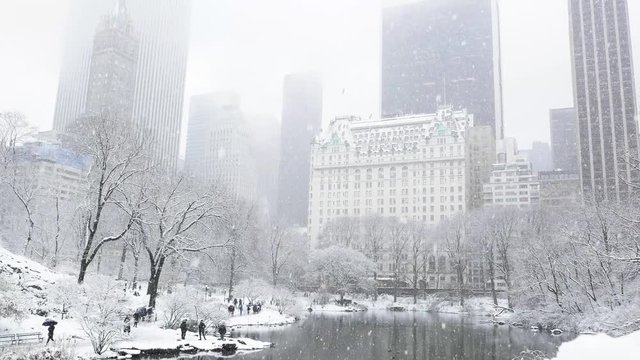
[180,319,226,341]
[122,307,154,334]
[227,298,262,316]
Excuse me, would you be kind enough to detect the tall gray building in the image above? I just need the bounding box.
[382,0,504,140]
[549,107,578,172]
[184,93,257,200]
[85,2,138,120]
[277,72,323,227]
[569,0,639,202]
[53,0,192,170]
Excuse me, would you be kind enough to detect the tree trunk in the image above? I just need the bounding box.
[412,263,418,304]
[77,224,95,284]
[227,245,237,302]
[132,253,139,290]
[488,248,497,305]
[117,243,128,280]
[96,247,102,274]
[23,217,34,256]
[148,256,165,308]
[78,258,88,284]
[373,270,378,301]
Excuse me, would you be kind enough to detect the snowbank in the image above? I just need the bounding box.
[111,325,271,355]
[360,294,511,318]
[0,245,62,293]
[552,330,640,360]
[309,303,367,313]
[225,308,296,327]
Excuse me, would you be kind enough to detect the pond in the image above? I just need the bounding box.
[179,311,574,360]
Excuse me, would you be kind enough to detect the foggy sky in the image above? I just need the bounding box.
[1,0,640,153]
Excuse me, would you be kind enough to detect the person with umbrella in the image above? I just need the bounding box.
[42,319,57,345]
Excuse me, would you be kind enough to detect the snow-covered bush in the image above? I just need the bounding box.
[235,278,270,304]
[78,280,123,355]
[308,245,374,302]
[0,342,75,360]
[160,290,189,329]
[48,278,80,319]
[0,277,28,320]
[266,286,295,314]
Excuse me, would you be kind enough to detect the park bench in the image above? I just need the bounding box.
[0,332,43,346]
[16,332,44,344]
[0,333,16,345]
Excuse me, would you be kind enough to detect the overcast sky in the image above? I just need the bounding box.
[1,0,640,152]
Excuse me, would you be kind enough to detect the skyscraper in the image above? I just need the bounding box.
[85,2,138,120]
[277,72,323,227]
[549,107,578,172]
[184,93,257,200]
[382,0,504,140]
[53,0,192,170]
[569,0,639,202]
[53,0,115,129]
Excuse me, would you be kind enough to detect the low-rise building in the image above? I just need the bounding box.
[483,159,540,208]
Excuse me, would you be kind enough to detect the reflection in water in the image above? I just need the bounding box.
[176,311,573,360]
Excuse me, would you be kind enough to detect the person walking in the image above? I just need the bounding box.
[133,312,140,327]
[180,319,188,340]
[198,320,206,340]
[123,316,131,335]
[233,298,238,307]
[46,324,55,345]
[227,304,235,316]
[239,299,243,315]
[246,303,251,314]
[217,321,227,340]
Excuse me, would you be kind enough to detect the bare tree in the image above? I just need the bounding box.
[362,215,386,300]
[65,114,148,284]
[139,175,226,308]
[407,221,427,304]
[485,207,520,308]
[439,214,470,306]
[221,201,256,302]
[388,219,410,302]
[266,220,293,287]
[318,217,360,249]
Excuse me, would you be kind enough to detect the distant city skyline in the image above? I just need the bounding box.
[2,0,640,153]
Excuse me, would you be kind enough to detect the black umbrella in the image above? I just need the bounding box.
[42,319,58,326]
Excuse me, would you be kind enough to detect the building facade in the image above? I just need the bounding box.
[277,72,323,226]
[308,107,473,244]
[382,0,504,140]
[184,93,257,200]
[85,2,138,120]
[549,107,578,172]
[569,0,639,202]
[483,159,540,208]
[0,139,89,255]
[53,0,192,170]
[539,170,581,208]
[525,141,553,175]
[465,125,495,209]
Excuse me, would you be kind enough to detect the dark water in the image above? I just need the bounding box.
[184,311,574,360]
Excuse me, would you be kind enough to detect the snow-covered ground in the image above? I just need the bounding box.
[225,308,296,327]
[356,294,512,318]
[309,303,367,313]
[552,330,640,360]
[111,324,271,355]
